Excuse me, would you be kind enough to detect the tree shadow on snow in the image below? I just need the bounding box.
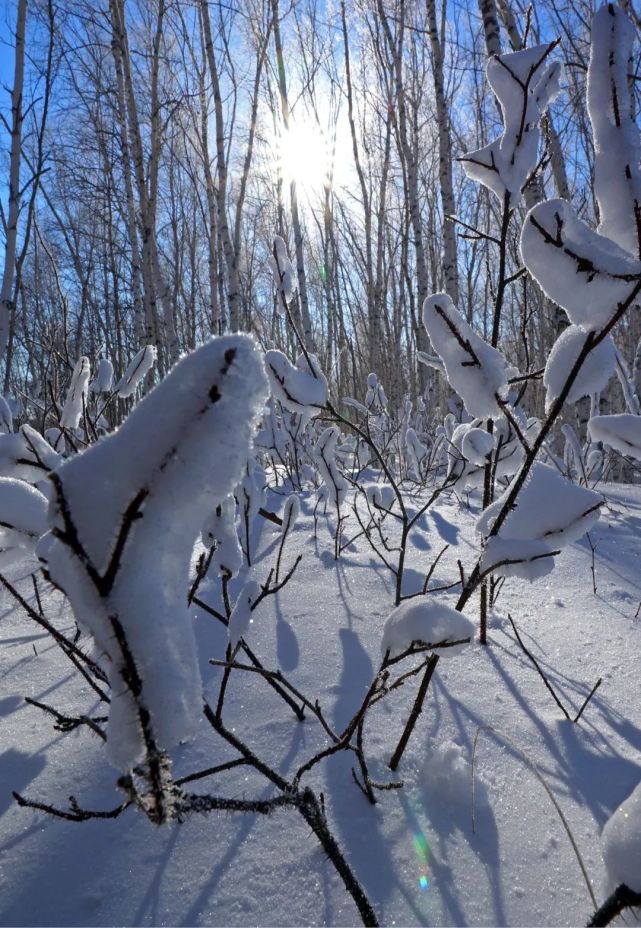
[0,748,46,817]
[322,629,428,924]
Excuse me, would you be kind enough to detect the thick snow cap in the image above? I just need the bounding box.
[39,334,268,770]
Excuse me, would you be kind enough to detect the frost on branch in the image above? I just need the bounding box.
[201,494,243,578]
[0,396,13,434]
[381,599,474,659]
[0,477,48,568]
[60,357,90,430]
[91,358,114,395]
[0,425,60,485]
[422,294,514,419]
[543,326,615,412]
[117,345,157,398]
[265,349,328,416]
[314,427,348,507]
[228,579,261,650]
[520,199,641,330]
[588,5,641,257]
[601,780,641,893]
[459,43,561,201]
[477,463,602,580]
[588,414,641,460]
[268,235,297,314]
[37,335,268,770]
[281,494,300,537]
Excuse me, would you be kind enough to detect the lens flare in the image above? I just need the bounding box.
[413,831,432,891]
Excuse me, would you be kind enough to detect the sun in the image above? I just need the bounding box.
[279,118,332,194]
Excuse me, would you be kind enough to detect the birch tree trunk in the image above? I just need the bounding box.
[109,0,163,366]
[0,0,28,369]
[426,0,459,305]
[199,0,239,332]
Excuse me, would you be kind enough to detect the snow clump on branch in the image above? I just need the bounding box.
[264,349,328,416]
[422,294,515,419]
[37,334,268,770]
[459,43,561,201]
[381,599,474,659]
[477,463,602,580]
[116,345,157,398]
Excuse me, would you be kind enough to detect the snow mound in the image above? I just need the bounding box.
[602,779,641,892]
[381,599,474,658]
[424,740,488,809]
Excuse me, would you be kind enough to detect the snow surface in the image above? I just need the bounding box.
[2,483,641,925]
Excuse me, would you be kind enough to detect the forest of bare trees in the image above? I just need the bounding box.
[4,0,641,429]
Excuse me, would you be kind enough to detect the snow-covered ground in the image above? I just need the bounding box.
[1,482,641,927]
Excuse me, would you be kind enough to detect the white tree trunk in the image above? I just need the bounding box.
[0,0,28,367]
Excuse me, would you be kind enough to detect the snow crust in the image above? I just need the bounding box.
[543,326,615,411]
[381,598,475,658]
[422,294,513,419]
[38,335,268,769]
[423,740,488,809]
